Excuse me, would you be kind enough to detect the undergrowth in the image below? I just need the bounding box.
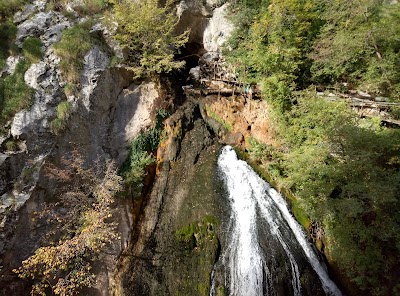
[22,37,43,63]
[121,109,168,197]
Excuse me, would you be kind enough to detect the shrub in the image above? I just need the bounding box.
[121,109,168,197]
[4,139,18,151]
[56,100,72,120]
[0,0,27,20]
[22,37,43,63]
[50,117,65,134]
[75,0,110,15]
[63,83,76,96]
[53,21,95,83]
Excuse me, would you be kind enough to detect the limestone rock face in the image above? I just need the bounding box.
[11,58,62,139]
[176,0,232,53]
[203,3,233,52]
[176,0,211,45]
[13,0,46,24]
[1,4,137,295]
[81,46,110,110]
[1,0,236,295]
[0,55,23,77]
[111,82,160,165]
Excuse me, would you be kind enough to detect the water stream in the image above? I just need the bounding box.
[211,146,342,296]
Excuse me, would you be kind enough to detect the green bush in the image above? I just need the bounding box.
[0,60,34,134]
[310,1,400,100]
[75,0,110,15]
[53,21,95,83]
[4,139,18,151]
[56,101,72,120]
[121,109,168,197]
[109,0,189,78]
[63,83,76,96]
[22,37,43,63]
[50,118,65,135]
[278,92,400,294]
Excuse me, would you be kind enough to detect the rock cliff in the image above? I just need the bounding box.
[0,0,234,295]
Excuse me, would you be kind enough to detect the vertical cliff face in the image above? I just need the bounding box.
[111,100,222,295]
[0,3,168,295]
[0,1,236,294]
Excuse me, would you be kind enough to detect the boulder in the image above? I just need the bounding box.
[24,62,47,90]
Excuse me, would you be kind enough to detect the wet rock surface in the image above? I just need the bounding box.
[113,101,224,296]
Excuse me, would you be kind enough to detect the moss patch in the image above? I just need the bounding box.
[174,216,220,296]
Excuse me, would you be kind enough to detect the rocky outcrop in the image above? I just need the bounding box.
[1,1,237,295]
[81,46,111,110]
[113,100,223,296]
[176,0,232,54]
[0,3,162,296]
[203,3,233,52]
[111,82,161,166]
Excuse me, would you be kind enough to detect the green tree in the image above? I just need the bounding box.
[281,92,400,294]
[311,0,400,99]
[109,0,189,78]
[226,0,320,112]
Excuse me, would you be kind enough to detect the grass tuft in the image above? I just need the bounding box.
[53,21,95,84]
[22,37,43,63]
[50,101,72,134]
[0,61,34,134]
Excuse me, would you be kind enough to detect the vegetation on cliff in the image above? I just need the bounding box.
[121,109,168,197]
[226,0,400,294]
[53,21,97,84]
[14,153,122,295]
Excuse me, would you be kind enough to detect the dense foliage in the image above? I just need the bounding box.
[227,0,400,294]
[227,0,400,107]
[109,0,189,78]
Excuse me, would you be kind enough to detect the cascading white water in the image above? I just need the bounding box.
[214,146,342,296]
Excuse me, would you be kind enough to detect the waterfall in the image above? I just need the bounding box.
[212,146,342,296]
